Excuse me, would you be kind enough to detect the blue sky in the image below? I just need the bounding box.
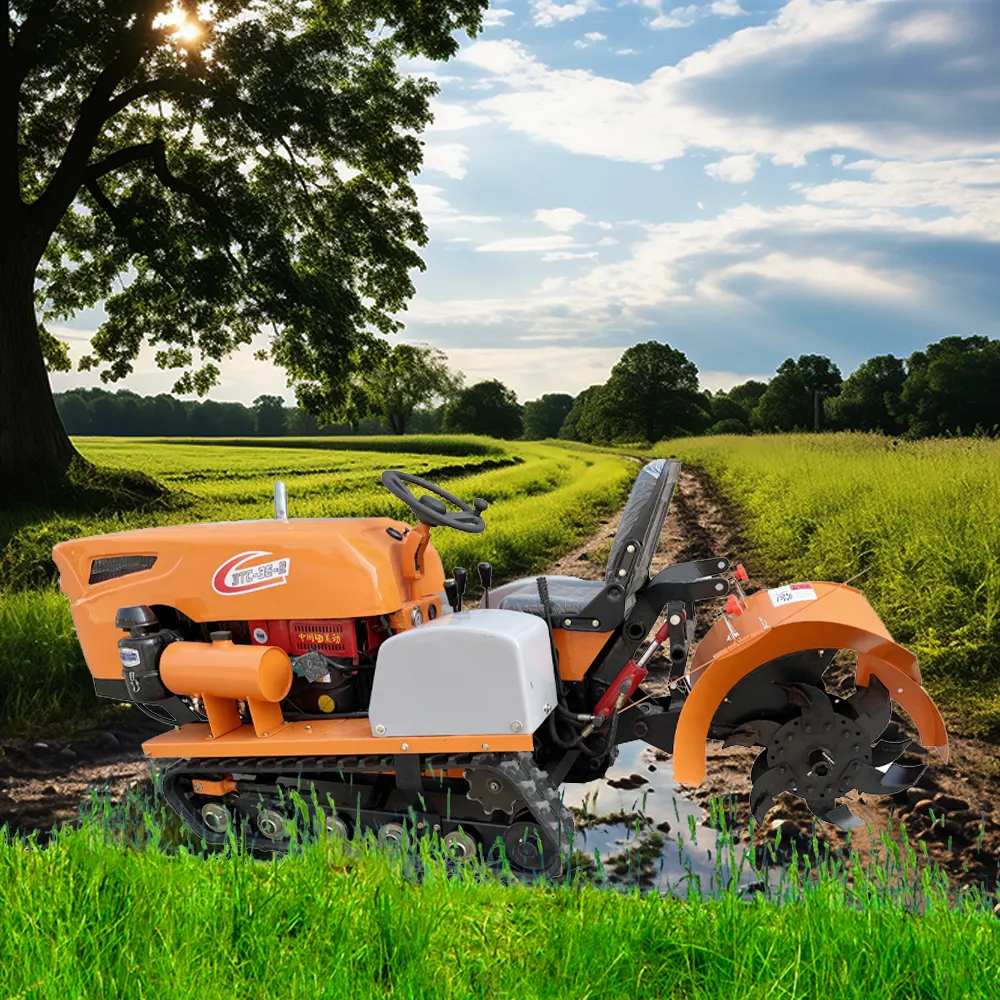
[51,0,1000,404]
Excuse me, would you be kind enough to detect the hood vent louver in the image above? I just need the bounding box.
[89,555,158,585]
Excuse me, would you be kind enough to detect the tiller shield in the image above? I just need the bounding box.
[670,579,948,830]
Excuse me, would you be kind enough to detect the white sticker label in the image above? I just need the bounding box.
[119,647,141,667]
[252,627,269,644]
[767,583,818,607]
[212,551,290,595]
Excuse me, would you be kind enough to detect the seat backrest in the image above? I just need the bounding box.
[605,459,681,597]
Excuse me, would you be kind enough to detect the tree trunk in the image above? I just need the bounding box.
[0,239,80,497]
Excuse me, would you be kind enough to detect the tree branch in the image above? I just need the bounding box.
[29,1,163,236]
[86,136,244,277]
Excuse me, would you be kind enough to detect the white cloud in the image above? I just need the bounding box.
[650,0,746,30]
[414,184,503,226]
[597,236,618,246]
[427,101,492,132]
[542,250,600,261]
[696,201,704,209]
[716,252,916,300]
[535,207,587,231]
[831,153,846,166]
[532,0,601,28]
[482,7,515,27]
[890,10,967,47]
[574,31,607,48]
[457,4,1000,170]
[616,48,639,55]
[476,235,578,252]
[705,153,758,183]
[422,143,470,179]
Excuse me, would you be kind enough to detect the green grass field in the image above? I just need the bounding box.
[4,432,1000,996]
[655,432,1000,738]
[0,436,635,736]
[2,795,998,1000]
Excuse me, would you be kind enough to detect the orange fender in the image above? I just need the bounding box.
[671,582,949,787]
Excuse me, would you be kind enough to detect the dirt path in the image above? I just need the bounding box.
[2,463,999,903]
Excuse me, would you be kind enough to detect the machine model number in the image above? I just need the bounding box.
[212,551,291,596]
[767,583,817,607]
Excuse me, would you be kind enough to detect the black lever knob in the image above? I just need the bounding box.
[478,561,492,609]
[453,566,468,612]
[444,579,459,613]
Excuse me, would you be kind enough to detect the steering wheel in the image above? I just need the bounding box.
[381,470,488,533]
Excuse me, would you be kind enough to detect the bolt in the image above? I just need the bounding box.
[669,614,681,626]
[417,822,425,830]
[487,780,502,792]
[779,766,788,774]
[777,746,785,754]
[897,687,904,694]
[618,569,627,578]
[715,583,724,591]
[853,745,861,753]
[510,721,522,732]
[482,743,489,750]
[375,724,386,736]
[592,619,600,628]
[805,725,814,733]
[193,782,203,792]
[262,732,269,738]
[305,725,312,731]
[790,784,798,792]
[842,731,851,740]
[433,824,441,832]
[824,722,832,731]
[626,544,635,554]
[564,619,572,627]
[401,743,409,750]
[787,734,795,742]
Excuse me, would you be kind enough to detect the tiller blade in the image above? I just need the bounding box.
[743,676,924,832]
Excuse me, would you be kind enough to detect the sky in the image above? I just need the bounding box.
[50,0,1000,405]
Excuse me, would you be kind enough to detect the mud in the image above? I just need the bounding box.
[2,462,999,904]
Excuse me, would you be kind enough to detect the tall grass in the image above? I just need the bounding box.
[1,791,998,1000]
[656,433,1000,735]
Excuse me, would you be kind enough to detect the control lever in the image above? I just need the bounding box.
[444,579,459,614]
[452,567,468,613]
[478,561,492,608]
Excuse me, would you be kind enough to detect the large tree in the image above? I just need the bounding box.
[357,342,463,434]
[599,341,709,443]
[824,354,907,434]
[894,336,1000,438]
[442,379,523,439]
[2,0,485,494]
[522,392,574,440]
[751,355,842,432]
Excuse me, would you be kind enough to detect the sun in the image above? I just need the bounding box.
[154,5,203,46]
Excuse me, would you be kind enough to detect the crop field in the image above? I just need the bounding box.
[656,432,1000,738]
[0,436,635,736]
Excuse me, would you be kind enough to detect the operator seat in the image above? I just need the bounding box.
[484,459,681,620]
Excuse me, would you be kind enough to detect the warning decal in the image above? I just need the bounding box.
[767,582,818,608]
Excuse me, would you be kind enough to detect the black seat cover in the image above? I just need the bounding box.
[494,459,681,619]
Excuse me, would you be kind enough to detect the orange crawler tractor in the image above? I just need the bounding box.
[52,461,949,876]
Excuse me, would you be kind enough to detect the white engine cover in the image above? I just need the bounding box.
[368,608,558,738]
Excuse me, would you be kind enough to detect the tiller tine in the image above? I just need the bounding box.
[850,761,927,797]
[806,802,863,831]
[845,675,893,743]
[870,738,913,767]
[722,719,782,749]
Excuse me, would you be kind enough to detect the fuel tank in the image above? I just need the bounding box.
[52,517,445,681]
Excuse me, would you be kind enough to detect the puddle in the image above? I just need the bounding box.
[560,742,786,899]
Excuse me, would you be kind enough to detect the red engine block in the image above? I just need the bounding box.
[248,618,360,663]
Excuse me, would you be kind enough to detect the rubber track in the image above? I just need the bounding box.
[155,750,574,871]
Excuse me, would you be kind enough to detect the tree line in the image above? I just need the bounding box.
[55,333,1000,443]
